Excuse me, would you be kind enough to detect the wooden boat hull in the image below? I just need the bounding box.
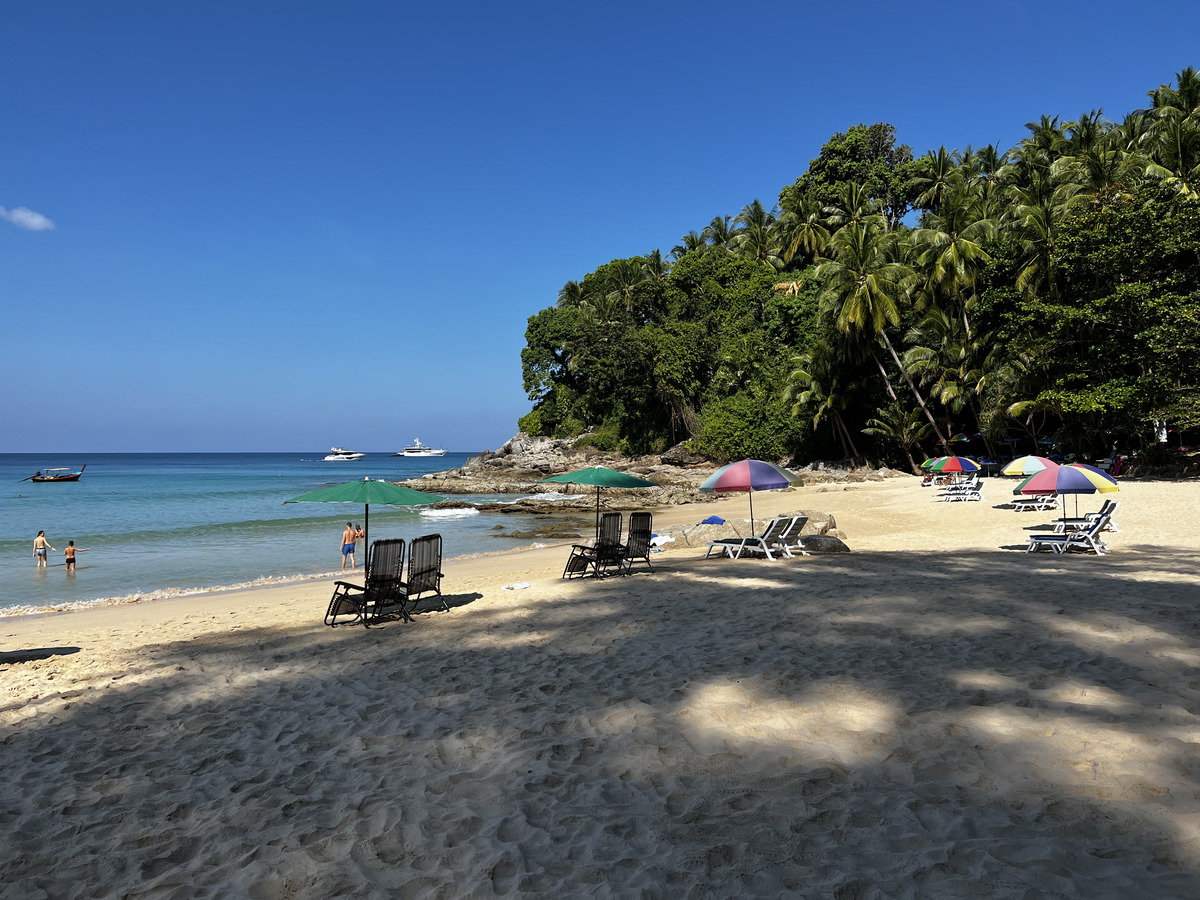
[29,464,85,483]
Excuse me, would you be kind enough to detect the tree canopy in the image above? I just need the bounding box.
[519,68,1200,467]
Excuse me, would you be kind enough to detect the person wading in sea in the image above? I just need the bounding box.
[341,522,357,570]
[64,541,91,572]
[33,531,55,569]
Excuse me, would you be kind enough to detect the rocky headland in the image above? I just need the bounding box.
[399,434,904,549]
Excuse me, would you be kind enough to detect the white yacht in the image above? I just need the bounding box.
[392,439,447,458]
[324,447,366,461]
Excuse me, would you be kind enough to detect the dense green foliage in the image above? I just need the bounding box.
[520,68,1200,467]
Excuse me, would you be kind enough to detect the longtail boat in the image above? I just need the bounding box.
[26,465,86,483]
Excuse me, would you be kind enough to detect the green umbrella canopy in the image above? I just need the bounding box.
[539,466,658,489]
[287,479,445,506]
[538,466,659,538]
[285,477,446,557]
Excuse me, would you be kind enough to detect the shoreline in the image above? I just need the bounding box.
[0,539,569,620]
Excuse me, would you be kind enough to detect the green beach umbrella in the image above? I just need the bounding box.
[920,456,948,470]
[285,477,446,559]
[538,465,659,540]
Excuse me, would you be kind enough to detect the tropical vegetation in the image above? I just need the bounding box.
[519,69,1200,468]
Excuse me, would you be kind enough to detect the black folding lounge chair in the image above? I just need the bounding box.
[621,511,654,575]
[325,538,409,627]
[403,533,448,613]
[563,512,624,578]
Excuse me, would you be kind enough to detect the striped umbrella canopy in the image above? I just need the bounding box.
[928,456,980,473]
[920,456,948,470]
[699,460,802,533]
[1001,455,1058,476]
[1012,473,1057,496]
[1021,462,1118,518]
[1020,463,1118,496]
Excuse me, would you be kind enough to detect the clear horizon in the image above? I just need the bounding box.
[3,1,1195,452]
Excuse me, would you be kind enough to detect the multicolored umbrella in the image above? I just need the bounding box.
[920,456,948,470]
[1020,463,1118,496]
[1020,462,1118,518]
[928,456,980,473]
[1012,473,1056,496]
[1001,455,1058,476]
[699,460,803,533]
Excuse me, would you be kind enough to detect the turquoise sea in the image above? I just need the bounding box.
[0,453,568,614]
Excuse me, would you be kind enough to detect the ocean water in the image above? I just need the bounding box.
[0,452,573,614]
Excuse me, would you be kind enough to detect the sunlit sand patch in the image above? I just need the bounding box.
[964,706,1199,790]
[676,678,896,766]
[830,610,1009,636]
[1025,609,1200,665]
[948,671,1025,692]
[1042,679,1139,712]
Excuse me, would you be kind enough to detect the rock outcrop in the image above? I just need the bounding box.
[402,433,906,553]
[404,433,716,505]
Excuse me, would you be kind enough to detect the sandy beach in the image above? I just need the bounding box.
[4,476,1200,897]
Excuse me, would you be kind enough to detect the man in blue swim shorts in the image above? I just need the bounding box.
[341,522,357,570]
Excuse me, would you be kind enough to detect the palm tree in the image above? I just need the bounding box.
[642,249,670,280]
[1005,179,1084,300]
[912,184,997,333]
[817,220,951,450]
[784,343,863,465]
[779,192,830,264]
[903,308,1004,460]
[731,199,784,269]
[1143,106,1200,199]
[603,258,646,312]
[1064,109,1111,154]
[703,215,739,250]
[557,280,586,308]
[671,230,706,260]
[863,401,931,473]
[913,147,960,212]
[823,182,884,231]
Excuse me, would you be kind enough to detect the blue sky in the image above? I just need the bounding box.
[2,1,1195,452]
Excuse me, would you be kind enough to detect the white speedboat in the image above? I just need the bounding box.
[324,447,366,461]
[392,439,446,457]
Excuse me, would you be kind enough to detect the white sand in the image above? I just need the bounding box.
[4,477,1200,897]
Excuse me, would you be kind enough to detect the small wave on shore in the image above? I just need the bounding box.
[0,570,346,619]
[420,507,481,518]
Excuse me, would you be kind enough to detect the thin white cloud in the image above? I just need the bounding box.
[0,205,55,231]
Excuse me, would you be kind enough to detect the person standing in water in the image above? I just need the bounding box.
[64,541,90,572]
[341,522,357,570]
[33,531,55,568]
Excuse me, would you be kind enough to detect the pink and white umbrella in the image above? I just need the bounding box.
[699,460,802,533]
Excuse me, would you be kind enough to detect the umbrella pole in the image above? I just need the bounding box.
[364,503,369,573]
[749,491,755,535]
[595,485,601,543]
